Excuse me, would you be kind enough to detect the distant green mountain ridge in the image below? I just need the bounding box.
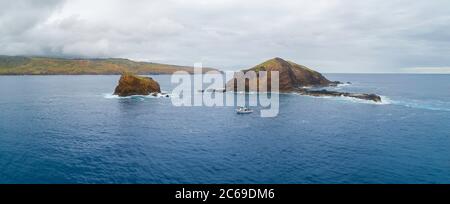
[0,55,217,75]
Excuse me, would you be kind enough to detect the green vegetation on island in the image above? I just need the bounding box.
[0,55,217,75]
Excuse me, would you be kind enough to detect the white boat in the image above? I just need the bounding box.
[236,106,253,114]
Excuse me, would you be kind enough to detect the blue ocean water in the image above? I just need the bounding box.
[0,74,449,184]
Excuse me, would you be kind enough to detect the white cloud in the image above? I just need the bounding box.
[1,0,450,72]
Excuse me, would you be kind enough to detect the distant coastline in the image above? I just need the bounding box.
[2,55,448,75]
[0,55,218,75]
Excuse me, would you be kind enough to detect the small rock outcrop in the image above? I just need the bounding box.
[113,73,161,97]
[297,89,382,102]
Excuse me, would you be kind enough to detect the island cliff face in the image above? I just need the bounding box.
[114,73,161,97]
[225,57,382,102]
[226,57,338,92]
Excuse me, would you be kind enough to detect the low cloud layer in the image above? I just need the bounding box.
[1,0,450,73]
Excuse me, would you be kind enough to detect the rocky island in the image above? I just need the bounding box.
[114,73,161,97]
[225,57,382,102]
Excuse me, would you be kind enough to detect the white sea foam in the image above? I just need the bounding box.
[103,91,172,99]
[103,93,122,99]
[332,83,351,90]
[104,90,450,112]
[330,95,392,105]
[289,92,390,105]
[298,93,450,111]
[336,83,351,88]
[314,94,390,105]
[389,99,450,112]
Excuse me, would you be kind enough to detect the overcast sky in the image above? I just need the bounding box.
[1,0,450,73]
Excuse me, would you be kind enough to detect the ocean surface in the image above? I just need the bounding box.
[0,74,449,184]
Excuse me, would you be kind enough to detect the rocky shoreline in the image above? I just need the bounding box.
[224,57,383,103]
[295,88,382,102]
[112,58,383,103]
[203,87,382,103]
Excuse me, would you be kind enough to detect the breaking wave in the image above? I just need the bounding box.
[103,92,172,99]
[296,93,450,111]
[293,92,391,105]
[104,90,450,112]
[329,95,392,105]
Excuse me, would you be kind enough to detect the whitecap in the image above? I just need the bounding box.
[336,83,351,87]
[289,92,391,105]
[103,93,122,99]
[328,95,392,105]
[103,91,172,99]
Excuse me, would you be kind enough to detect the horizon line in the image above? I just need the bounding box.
[2,55,450,74]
